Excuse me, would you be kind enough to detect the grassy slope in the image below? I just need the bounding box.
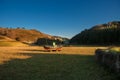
[0,28,52,42]
[0,41,28,47]
[0,35,28,47]
[0,35,14,41]
[0,47,119,80]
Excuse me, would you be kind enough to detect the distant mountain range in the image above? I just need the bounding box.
[0,27,68,44]
[70,21,120,45]
[1,21,119,46]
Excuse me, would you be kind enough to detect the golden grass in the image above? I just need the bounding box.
[0,46,107,64]
[0,47,31,64]
[0,46,119,80]
[0,41,28,47]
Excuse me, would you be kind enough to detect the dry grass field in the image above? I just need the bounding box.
[0,46,119,80]
[0,46,105,64]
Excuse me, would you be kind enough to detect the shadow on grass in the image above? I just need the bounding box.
[0,53,119,80]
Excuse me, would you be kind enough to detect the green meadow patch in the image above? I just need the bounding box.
[0,53,119,80]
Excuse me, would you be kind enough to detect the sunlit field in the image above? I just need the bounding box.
[0,46,119,80]
[0,41,28,47]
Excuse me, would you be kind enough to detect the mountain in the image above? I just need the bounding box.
[0,27,68,45]
[0,27,55,43]
[70,21,120,45]
[90,21,120,30]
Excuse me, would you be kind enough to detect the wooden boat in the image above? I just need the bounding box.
[43,45,62,51]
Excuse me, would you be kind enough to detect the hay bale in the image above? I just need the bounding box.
[95,49,120,72]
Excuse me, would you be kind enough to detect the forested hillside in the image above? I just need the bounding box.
[70,21,120,45]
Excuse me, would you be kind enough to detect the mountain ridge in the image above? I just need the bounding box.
[0,27,67,44]
[70,21,120,45]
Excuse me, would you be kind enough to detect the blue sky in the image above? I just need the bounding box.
[0,0,120,38]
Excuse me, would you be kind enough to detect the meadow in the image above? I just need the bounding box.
[0,46,119,80]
